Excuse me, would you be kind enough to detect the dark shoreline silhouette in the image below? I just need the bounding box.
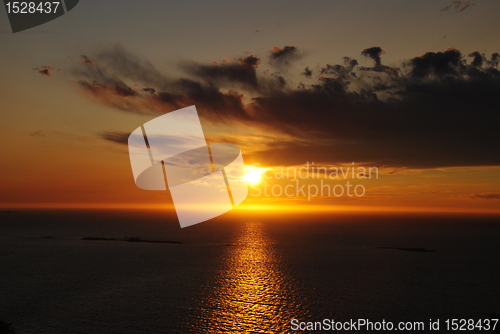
[378,247,435,252]
[81,237,117,241]
[0,318,16,334]
[82,237,181,244]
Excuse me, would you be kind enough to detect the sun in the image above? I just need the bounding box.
[243,166,267,185]
[245,171,263,185]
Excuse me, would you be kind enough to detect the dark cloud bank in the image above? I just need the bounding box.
[60,45,500,168]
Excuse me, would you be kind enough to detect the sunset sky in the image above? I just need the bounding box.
[1,0,499,213]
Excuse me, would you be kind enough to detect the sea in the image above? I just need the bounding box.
[0,209,499,333]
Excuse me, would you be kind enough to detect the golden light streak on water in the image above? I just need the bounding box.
[195,221,309,333]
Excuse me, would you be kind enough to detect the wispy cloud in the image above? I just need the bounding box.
[468,192,500,200]
[441,0,475,13]
[100,131,129,145]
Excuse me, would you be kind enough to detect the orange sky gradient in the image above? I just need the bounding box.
[1,0,499,214]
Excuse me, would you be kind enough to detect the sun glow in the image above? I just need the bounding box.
[243,166,267,185]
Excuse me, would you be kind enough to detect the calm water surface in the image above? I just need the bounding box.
[0,209,499,333]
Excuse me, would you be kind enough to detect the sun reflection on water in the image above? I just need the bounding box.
[195,221,309,333]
